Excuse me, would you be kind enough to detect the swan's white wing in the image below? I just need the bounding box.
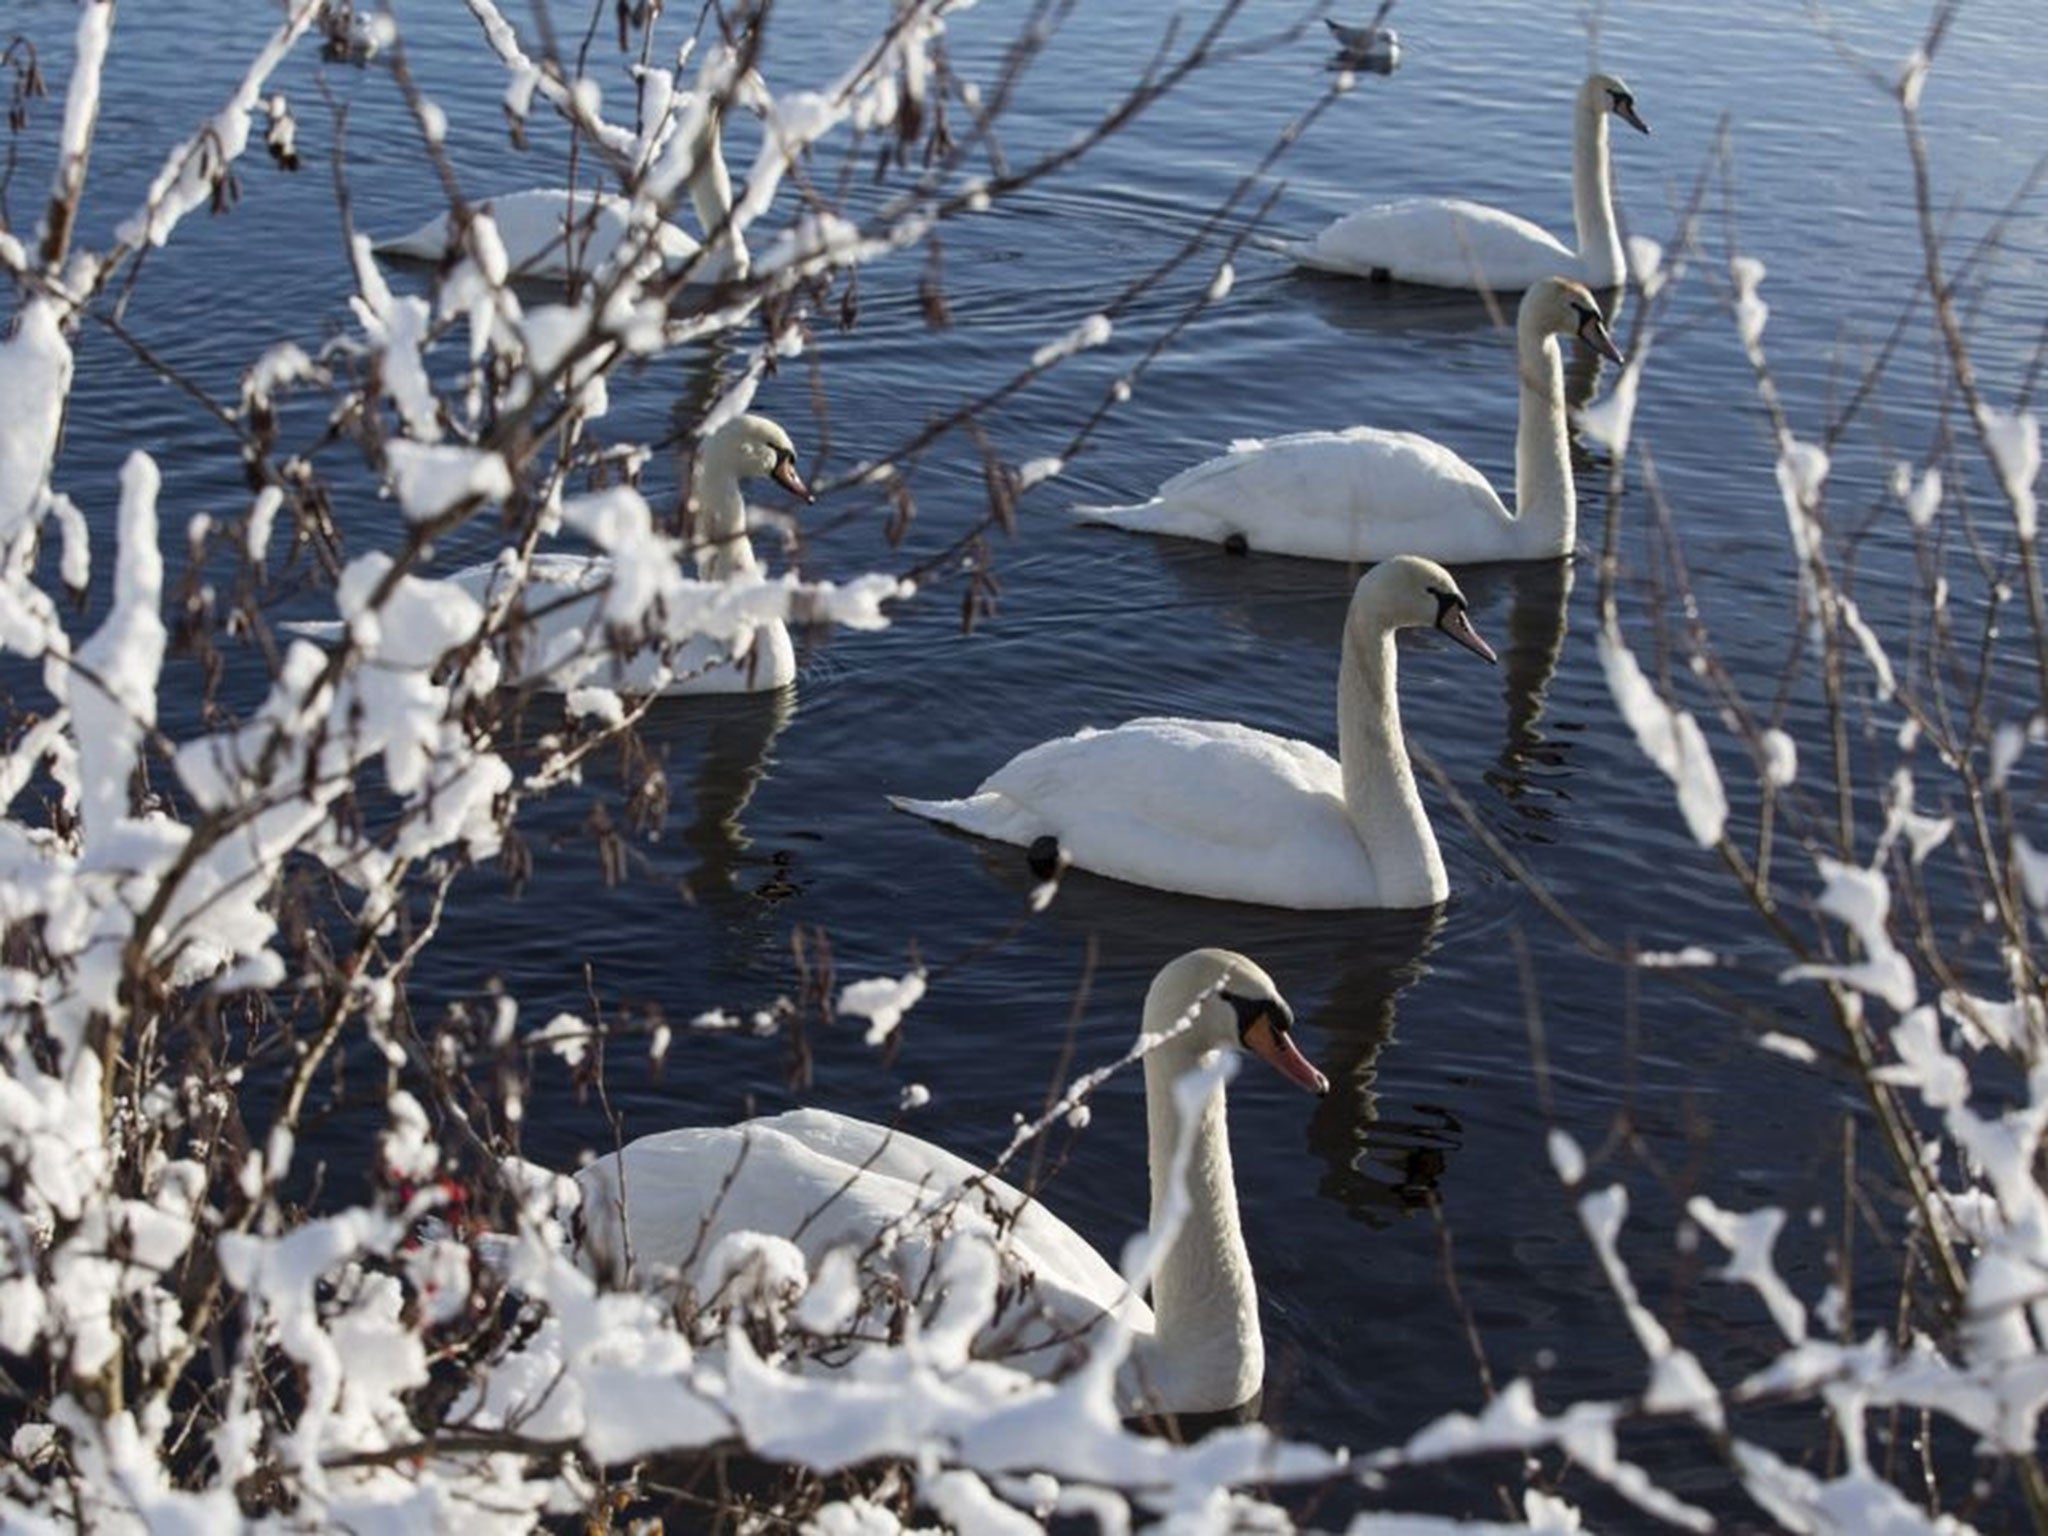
[655,622,797,694]
[450,554,609,684]
[755,1109,1139,1316]
[373,214,456,262]
[576,1112,1148,1357]
[1286,196,1577,291]
[577,1119,948,1279]
[1078,427,1511,563]
[446,553,793,694]
[281,554,787,691]
[891,717,1379,908]
[374,189,701,279]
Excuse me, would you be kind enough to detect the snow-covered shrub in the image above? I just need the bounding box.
[1426,12,2048,1528]
[0,1,1353,1528]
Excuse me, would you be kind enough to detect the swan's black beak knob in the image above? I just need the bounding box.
[1027,835,1064,881]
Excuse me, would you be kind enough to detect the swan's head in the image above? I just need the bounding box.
[1150,948,1328,1096]
[1584,72,1649,135]
[1355,556,1498,664]
[703,414,813,502]
[1524,277,1625,366]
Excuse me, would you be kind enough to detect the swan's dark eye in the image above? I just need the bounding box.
[1222,990,1293,1041]
[1425,584,1467,625]
[1609,90,1631,110]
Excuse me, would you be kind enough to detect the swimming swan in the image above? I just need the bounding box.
[375,188,743,285]
[575,948,1329,1418]
[463,413,810,694]
[375,105,750,282]
[290,416,811,694]
[1077,278,1622,563]
[1284,73,1648,291]
[890,557,1497,909]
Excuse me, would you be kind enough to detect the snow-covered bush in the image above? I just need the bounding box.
[1415,10,2048,1528]
[0,1,1359,1528]
[3,0,2038,1530]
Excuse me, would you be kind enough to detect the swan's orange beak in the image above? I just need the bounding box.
[1244,1014,1329,1096]
[1615,99,1650,135]
[1437,604,1498,664]
[772,456,814,504]
[1580,314,1626,367]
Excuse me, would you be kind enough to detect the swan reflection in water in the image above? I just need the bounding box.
[494,685,798,958]
[667,689,798,905]
[1301,905,1449,1227]
[1470,556,1577,830]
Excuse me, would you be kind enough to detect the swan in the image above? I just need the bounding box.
[375,186,744,284]
[462,413,810,694]
[1076,278,1622,563]
[575,948,1329,1418]
[1283,72,1649,291]
[375,105,750,282]
[1324,17,1401,68]
[288,415,810,694]
[890,557,1496,909]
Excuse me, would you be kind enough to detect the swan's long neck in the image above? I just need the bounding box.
[1338,615,1447,907]
[1139,1029,1261,1413]
[687,107,750,280]
[1512,325,1576,558]
[690,449,760,580]
[1570,96,1623,289]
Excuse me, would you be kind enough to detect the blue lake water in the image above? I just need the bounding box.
[9,0,2048,1513]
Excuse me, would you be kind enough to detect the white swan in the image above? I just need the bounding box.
[575,948,1329,1418]
[288,415,811,694]
[375,185,745,284]
[1077,278,1622,563]
[1284,73,1649,291]
[375,108,750,282]
[461,413,810,695]
[891,557,1496,909]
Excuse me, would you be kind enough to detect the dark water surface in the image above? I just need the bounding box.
[12,0,2048,1506]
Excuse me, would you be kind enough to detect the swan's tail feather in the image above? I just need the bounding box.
[887,793,961,823]
[370,221,446,261]
[1071,498,1156,524]
[1250,231,1318,264]
[1074,500,1192,538]
[888,792,1042,849]
[281,618,347,642]
[1272,239,1362,276]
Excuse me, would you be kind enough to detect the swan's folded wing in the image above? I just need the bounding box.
[896,718,1375,908]
[519,553,613,593]
[757,1108,990,1192]
[758,1109,1141,1319]
[371,211,455,261]
[444,553,789,694]
[1079,427,1510,561]
[376,189,701,278]
[579,1114,1147,1350]
[578,1122,953,1281]
[1288,196,1573,290]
